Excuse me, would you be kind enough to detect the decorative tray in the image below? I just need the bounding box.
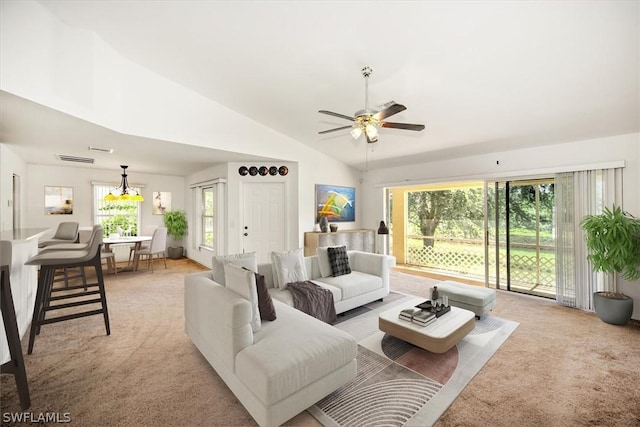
[415,300,451,317]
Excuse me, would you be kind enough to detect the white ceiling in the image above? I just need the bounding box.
[1,1,638,175]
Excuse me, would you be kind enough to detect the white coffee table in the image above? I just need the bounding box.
[378,297,476,353]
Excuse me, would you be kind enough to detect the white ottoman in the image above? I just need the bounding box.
[436,281,496,318]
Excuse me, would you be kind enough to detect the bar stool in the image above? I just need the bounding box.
[1,243,30,409]
[25,226,110,354]
[39,225,103,286]
[37,222,79,248]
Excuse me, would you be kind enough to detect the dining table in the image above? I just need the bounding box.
[102,235,152,272]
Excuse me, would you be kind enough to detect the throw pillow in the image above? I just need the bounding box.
[328,246,351,277]
[316,246,333,278]
[253,272,277,321]
[224,263,261,332]
[271,248,308,289]
[212,252,257,286]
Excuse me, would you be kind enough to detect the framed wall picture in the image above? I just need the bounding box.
[153,191,172,215]
[315,184,355,222]
[44,186,73,215]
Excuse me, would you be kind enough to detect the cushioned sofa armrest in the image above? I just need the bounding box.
[187,270,216,282]
[184,272,253,371]
[348,251,396,276]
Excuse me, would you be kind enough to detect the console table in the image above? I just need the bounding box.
[304,229,375,256]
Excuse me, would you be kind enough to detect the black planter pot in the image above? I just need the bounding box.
[593,292,633,325]
[167,246,184,260]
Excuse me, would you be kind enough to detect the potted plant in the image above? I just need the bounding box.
[580,205,640,325]
[163,210,188,259]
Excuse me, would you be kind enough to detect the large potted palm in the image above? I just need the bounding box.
[580,205,640,325]
[163,210,188,259]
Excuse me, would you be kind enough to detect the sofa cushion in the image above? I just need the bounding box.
[224,263,261,332]
[269,280,342,306]
[328,246,351,277]
[212,252,257,286]
[271,248,308,289]
[318,271,382,300]
[235,300,357,406]
[254,272,277,321]
[316,247,332,278]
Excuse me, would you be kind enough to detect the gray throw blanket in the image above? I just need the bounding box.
[287,281,337,324]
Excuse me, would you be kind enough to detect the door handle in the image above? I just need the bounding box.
[243,233,248,236]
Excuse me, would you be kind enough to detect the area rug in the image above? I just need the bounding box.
[308,292,519,427]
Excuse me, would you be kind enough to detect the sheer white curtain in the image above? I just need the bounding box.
[555,168,623,310]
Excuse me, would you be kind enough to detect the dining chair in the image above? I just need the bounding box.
[128,225,158,263]
[133,227,167,272]
[101,251,117,275]
[38,222,79,248]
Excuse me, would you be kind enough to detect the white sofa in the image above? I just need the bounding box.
[184,271,358,427]
[258,250,396,314]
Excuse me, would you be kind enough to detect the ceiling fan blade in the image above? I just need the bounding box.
[319,110,355,122]
[381,122,425,131]
[318,125,353,134]
[373,102,406,120]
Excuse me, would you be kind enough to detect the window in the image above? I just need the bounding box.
[201,186,215,249]
[191,178,225,255]
[93,184,142,236]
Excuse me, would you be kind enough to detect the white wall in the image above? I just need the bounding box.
[24,164,184,239]
[360,132,640,319]
[0,144,27,231]
[1,0,362,252]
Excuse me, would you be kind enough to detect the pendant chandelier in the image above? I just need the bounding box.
[104,165,144,202]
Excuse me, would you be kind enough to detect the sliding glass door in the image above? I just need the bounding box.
[485,178,556,298]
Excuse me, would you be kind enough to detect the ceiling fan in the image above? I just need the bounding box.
[318,66,425,143]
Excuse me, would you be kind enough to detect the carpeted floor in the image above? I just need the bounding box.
[2,259,640,426]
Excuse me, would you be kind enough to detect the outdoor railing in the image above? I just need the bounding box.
[405,235,556,296]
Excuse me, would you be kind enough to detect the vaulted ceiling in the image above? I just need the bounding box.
[1,1,638,175]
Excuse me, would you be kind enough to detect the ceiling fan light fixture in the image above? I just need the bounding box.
[365,123,378,140]
[318,66,424,142]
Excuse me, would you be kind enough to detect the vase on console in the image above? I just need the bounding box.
[319,216,329,233]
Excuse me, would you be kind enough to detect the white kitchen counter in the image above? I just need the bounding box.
[1,227,50,364]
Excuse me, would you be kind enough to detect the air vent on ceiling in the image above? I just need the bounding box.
[88,146,114,154]
[57,154,95,164]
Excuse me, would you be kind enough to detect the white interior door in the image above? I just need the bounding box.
[241,182,286,263]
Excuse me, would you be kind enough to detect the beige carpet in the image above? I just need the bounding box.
[2,260,639,426]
